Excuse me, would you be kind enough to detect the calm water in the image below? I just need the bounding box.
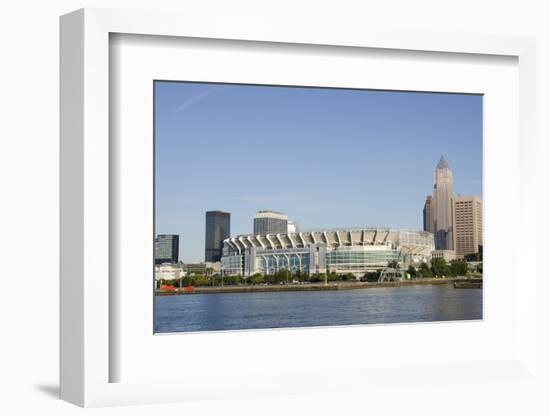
[154,284,482,333]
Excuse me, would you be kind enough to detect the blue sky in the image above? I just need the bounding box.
[155,81,482,262]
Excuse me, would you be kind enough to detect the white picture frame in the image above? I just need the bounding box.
[60,7,537,408]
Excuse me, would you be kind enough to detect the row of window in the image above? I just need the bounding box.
[326,250,398,265]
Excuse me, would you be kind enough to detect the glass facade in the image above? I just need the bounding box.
[222,246,397,277]
[253,211,288,235]
[256,251,310,275]
[205,211,230,262]
[325,247,398,270]
[154,234,179,264]
[221,254,243,276]
[254,217,288,235]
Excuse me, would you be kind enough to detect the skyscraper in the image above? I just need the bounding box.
[423,195,435,234]
[253,210,288,235]
[154,234,179,264]
[453,196,483,256]
[205,211,230,262]
[432,156,454,250]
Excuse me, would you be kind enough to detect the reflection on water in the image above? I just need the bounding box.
[154,284,482,333]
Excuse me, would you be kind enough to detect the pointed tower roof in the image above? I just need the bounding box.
[436,155,450,170]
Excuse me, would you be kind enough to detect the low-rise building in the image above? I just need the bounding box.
[154,264,184,281]
[431,249,457,262]
[183,261,221,275]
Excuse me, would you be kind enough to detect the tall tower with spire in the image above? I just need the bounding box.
[432,156,454,250]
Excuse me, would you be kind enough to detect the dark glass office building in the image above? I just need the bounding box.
[205,211,231,262]
[154,234,179,264]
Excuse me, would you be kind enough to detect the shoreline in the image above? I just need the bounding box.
[155,277,481,296]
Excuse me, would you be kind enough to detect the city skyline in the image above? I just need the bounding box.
[155,81,482,262]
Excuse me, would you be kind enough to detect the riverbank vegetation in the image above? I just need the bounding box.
[157,258,477,288]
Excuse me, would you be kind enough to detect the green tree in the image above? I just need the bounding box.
[449,260,468,277]
[264,274,277,284]
[223,274,244,285]
[190,275,210,286]
[211,273,222,286]
[362,271,380,282]
[249,273,264,285]
[310,273,322,283]
[275,269,290,284]
[419,262,433,277]
[431,258,450,277]
[327,272,339,282]
[407,265,417,278]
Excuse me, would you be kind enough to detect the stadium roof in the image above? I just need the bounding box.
[223,228,433,253]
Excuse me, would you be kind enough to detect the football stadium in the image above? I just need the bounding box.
[221,228,434,278]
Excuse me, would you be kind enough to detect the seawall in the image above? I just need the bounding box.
[155,277,477,296]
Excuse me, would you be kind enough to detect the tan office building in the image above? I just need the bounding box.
[432,156,454,250]
[453,196,483,257]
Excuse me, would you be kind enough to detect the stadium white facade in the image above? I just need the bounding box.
[221,228,435,278]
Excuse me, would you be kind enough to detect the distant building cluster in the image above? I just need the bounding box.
[423,156,483,258]
[154,209,299,278]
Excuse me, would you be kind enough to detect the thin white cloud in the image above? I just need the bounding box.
[156,193,318,207]
[232,194,315,204]
[173,87,217,115]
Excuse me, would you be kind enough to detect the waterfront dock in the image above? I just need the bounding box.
[453,278,483,289]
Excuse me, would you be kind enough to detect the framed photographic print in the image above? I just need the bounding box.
[60,8,538,408]
[153,81,483,334]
